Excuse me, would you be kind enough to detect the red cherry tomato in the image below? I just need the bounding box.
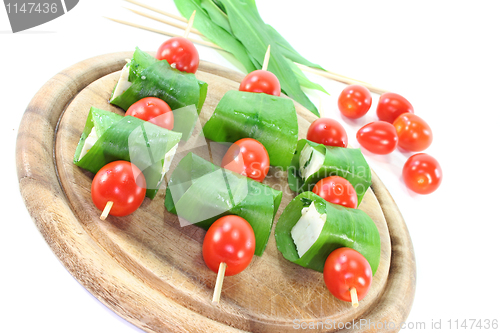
[221,138,270,182]
[323,248,372,302]
[202,215,256,276]
[91,161,146,217]
[156,37,199,73]
[376,92,414,123]
[356,121,398,155]
[338,85,372,119]
[393,113,433,152]
[306,118,348,148]
[403,153,442,194]
[125,97,174,130]
[312,176,358,209]
[239,70,281,96]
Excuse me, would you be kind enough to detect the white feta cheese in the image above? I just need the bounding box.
[291,201,327,257]
[78,127,99,161]
[110,61,132,101]
[159,143,179,186]
[299,144,325,180]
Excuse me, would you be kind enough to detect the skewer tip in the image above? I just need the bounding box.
[350,288,359,308]
[100,201,114,221]
[318,98,324,118]
[261,45,271,71]
[212,262,227,304]
[183,10,197,38]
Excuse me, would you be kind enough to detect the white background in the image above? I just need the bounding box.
[2,0,499,332]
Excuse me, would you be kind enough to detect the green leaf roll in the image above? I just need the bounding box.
[110,48,208,114]
[165,152,282,256]
[288,139,372,205]
[275,191,381,274]
[202,90,299,169]
[73,107,182,199]
[127,47,158,83]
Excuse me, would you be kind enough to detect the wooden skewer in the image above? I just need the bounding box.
[104,17,224,51]
[124,7,203,36]
[183,10,196,38]
[124,0,187,23]
[212,262,227,304]
[207,141,214,164]
[318,97,324,118]
[350,287,359,308]
[295,63,388,95]
[100,201,113,221]
[261,45,271,71]
[303,65,371,85]
[116,2,388,94]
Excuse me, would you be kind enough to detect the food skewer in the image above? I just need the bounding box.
[350,287,359,308]
[203,216,255,305]
[239,45,281,96]
[212,262,227,303]
[295,63,388,95]
[295,63,371,86]
[125,0,188,23]
[261,45,271,71]
[323,248,372,308]
[318,97,324,118]
[155,10,200,73]
[104,17,223,51]
[183,10,196,38]
[100,201,113,221]
[91,161,147,221]
[209,45,274,304]
[124,7,203,36]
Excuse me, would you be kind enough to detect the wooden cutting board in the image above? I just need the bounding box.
[16,52,416,333]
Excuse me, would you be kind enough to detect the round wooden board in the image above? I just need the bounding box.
[16,52,416,333]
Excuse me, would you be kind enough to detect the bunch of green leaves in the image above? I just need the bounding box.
[173,0,327,116]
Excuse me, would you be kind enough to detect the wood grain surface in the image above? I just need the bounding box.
[16,52,416,332]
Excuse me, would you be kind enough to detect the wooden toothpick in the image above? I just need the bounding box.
[100,201,113,220]
[261,45,271,71]
[295,63,388,95]
[212,262,227,304]
[318,97,324,118]
[124,0,187,22]
[124,7,203,36]
[183,10,196,38]
[350,288,359,308]
[103,17,224,51]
